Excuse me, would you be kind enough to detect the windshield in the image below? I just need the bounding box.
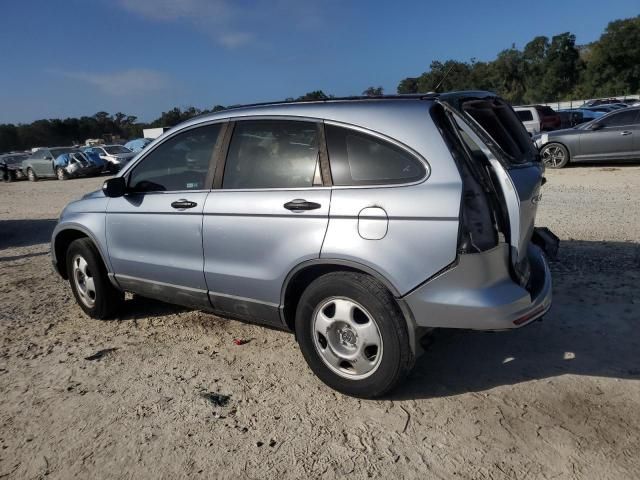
[105,145,131,154]
[50,148,77,157]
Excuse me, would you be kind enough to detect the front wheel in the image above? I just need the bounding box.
[541,142,569,168]
[295,272,413,398]
[66,238,124,319]
[27,168,37,181]
[56,167,68,180]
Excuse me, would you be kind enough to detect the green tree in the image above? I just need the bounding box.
[582,16,640,97]
[363,86,384,96]
[538,33,582,101]
[397,77,418,94]
[296,90,330,101]
[522,36,549,103]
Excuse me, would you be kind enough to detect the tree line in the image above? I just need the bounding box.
[1,16,638,153]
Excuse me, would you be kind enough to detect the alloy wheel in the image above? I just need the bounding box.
[541,145,565,167]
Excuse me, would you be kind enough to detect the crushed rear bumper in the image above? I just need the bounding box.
[404,237,555,331]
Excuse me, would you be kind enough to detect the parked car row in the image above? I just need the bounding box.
[514,98,639,136]
[2,137,153,183]
[533,106,640,168]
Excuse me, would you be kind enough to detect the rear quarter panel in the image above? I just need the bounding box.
[321,109,463,296]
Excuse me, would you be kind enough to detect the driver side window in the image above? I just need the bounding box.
[129,124,221,192]
[599,110,639,128]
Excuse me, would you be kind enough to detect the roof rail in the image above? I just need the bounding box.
[222,93,439,112]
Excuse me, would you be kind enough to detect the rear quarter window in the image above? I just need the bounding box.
[325,125,426,186]
[516,110,534,121]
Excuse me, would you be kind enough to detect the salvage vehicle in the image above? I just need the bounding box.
[124,138,153,153]
[52,92,557,397]
[22,147,104,181]
[534,106,640,168]
[1,152,29,182]
[54,151,105,179]
[84,145,135,172]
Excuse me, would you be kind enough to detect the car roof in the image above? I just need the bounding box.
[175,91,498,133]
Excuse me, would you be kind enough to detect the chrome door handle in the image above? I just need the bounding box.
[171,199,198,209]
[620,131,632,136]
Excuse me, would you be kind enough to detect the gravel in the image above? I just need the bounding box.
[1,166,639,479]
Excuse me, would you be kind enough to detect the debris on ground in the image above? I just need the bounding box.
[233,339,251,346]
[200,391,231,407]
[84,348,118,361]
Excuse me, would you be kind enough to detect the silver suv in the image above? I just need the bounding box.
[52,92,557,397]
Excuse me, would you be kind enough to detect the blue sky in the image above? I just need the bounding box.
[1,0,638,123]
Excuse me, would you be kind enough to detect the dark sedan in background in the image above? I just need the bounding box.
[1,152,29,182]
[534,107,640,168]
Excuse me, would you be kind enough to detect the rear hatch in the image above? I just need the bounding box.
[436,92,544,287]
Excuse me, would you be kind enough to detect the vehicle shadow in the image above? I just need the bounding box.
[567,160,640,169]
[116,294,190,320]
[391,239,640,400]
[0,219,58,250]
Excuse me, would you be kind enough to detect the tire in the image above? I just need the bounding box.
[541,142,569,168]
[66,238,124,319]
[295,272,413,398]
[2,170,11,183]
[27,168,38,182]
[56,167,68,180]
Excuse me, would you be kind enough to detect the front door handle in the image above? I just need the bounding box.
[620,131,632,136]
[171,199,198,209]
[284,199,321,211]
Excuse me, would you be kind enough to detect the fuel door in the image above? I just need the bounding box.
[358,207,388,240]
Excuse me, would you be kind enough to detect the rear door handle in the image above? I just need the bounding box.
[171,199,198,209]
[620,131,632,136]
[283,199,321,211]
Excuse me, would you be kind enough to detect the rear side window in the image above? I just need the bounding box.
[129,123,220,192]
[223,120,319,189]
[599,109,639,127]
[325,125,425,186]
[516,110,534,121]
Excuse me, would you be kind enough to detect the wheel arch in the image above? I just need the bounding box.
[280,259,420,354]
[52,226,110,280]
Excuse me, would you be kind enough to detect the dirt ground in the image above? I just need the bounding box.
[1,165,639,479]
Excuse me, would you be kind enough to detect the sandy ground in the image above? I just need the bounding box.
[0,166,639,479]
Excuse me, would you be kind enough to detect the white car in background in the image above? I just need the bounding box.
[514,105,562,135]
[85,145,136,172]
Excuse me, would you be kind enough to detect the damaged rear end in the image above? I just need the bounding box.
[404,92,557,330]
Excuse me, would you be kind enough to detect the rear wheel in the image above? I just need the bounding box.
[66,238,123,319]
[541,142,569,168]
[27,168,37,181]
[295,272,413,398]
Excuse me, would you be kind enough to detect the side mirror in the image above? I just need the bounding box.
[590,122,603,131]
[102,177,127,197]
